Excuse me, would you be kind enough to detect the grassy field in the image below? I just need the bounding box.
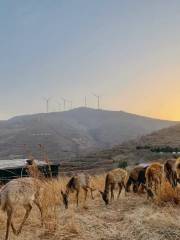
[0,174,180,240]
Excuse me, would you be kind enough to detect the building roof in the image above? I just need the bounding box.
[0,159,47,170]
[138,163,151,168]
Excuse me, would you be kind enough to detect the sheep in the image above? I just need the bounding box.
[99,168,128,205]
[0,177,43,240]
[164,159,178,188]
[175,158,180,183]
[145,162,164,195]
[126,166,147,193]
[61,173,95,208]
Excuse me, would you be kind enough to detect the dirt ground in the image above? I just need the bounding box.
[0,190,180,240]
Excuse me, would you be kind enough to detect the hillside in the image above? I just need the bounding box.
[93,123,180,169]
[0,107,177,161]
[134,123,180,147]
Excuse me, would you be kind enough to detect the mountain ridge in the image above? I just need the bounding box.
[0,107,178,160]
[3,107,178,122]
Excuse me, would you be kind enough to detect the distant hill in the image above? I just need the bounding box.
[94,123,180,169]
[133,123,180,148]
[0,107,177,160]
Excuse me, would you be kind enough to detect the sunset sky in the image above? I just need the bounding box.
[0,1,180,120]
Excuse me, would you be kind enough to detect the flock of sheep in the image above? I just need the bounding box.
[0,157,180,240]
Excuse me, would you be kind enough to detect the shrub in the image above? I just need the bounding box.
[118,160,128,169]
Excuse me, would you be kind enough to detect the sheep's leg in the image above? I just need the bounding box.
[133,183,138,193]
[140,184,145,193]
[86,187,94,200]
[146,175,151,189]
[90,188,94,200]
[172,173,177,188]
[110,184,115,201]
[34,200,44,226]
[122,181,127,196]
[125,178,131,192]
[117,183,122,199]
[84,188,88,202]
[154,180,157,194]
[5,207,13,240]
[16,204,32,235]
[11,222,17,235]
[76,190,79,207]
[159,178,162,191]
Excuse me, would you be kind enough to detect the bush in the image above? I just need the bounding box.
[118,160,128,169]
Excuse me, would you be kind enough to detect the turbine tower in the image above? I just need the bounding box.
[43,97,51,113]
[70,100,73,109]
[61,97,67,111]
[92,93,101,110]
[57,102,61,112]
[84,96,87,107]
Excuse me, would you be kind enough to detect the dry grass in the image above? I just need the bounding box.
[156,180,180,205]
[0,171,180,240]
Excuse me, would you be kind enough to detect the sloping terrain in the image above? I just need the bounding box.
[0,108,177,160]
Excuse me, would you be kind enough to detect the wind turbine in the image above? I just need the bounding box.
[61,97,67,111]
[84,96,87,107]
[92,93,101,110]
[70,100,73,109]
[57,102,61,112]
[43,97,51,113]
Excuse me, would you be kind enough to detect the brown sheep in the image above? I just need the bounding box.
[164,159,178,188]
[126,166,147,193]
[61,173,95,208]
[175,158,180,183]
[145,162,164,195]
[100,168,128,205]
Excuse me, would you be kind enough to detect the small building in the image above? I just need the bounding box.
[0,158,60,183]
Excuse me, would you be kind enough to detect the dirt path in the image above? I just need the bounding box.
[0,192,180,240]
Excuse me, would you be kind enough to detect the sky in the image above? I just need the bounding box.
[1,0,180,120]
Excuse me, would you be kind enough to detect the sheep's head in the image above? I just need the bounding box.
[99,191,109,205]
[146,188,154,199]
[61,190,69,209]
